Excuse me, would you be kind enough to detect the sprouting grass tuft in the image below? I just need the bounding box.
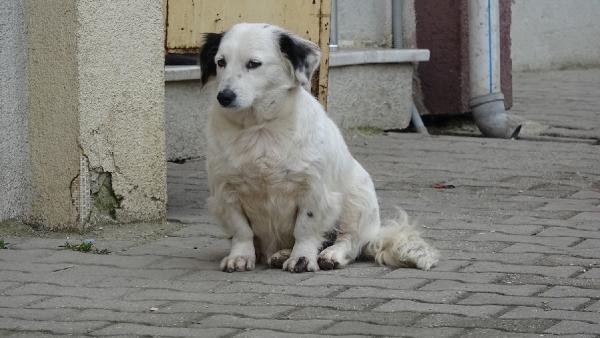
[0,239,8,249]
[60,240,110,254]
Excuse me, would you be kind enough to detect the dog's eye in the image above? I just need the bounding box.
[217,58,226,68]
[246,60,262,70]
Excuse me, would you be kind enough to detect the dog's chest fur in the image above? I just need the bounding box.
[224,126,312,253]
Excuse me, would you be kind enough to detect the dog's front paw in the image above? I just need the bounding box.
[267,249,292,269]
[282,256,319,273]
[220,255,255,272]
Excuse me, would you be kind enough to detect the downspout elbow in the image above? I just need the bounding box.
[471,92,521,138]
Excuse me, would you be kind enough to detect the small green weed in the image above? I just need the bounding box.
[0,239,8,249]
[61,240,110,254]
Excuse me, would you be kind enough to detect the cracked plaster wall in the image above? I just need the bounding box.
[77,0,166,224]
[23,0,166,228]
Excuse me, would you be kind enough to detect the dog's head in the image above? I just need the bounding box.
[199,23,320,111]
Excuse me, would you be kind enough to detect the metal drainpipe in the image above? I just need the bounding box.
[468,0,521,138]
[329,0,339,52]
[392,0,429,134]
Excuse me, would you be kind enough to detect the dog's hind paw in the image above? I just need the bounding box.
[220,255,255,272]
[317,244,351,270]
[282,255,319,273]
[317,255,339,270]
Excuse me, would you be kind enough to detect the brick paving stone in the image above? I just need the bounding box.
[337,287,463,303]
[415,313,556,333]
[35,251,162,268]
[501,243,600,259]
[536,254,599,267]
[124,289,257,304]
[91,276,222,293]
[571,212,600,221]
[298,275,426,289]
[0,295,47,308]
[0,282,19,292]
[7,238,76,250]
[578,268,600,279]
[433,239,511,252]
[572,239,600,249]
[585,301,600,312]
[434,220,543,235]
[442,251,544,265]
[0,270,104,286]
[0,307,76,321]
[288,307,420,326]
[458,293,589,310]
[545,321,600,335]
[210,281,343,297]
[569,191,600,199]
[66,265,190,280]
[536,227,600,239]
[430,259,471,272]
[0,318,108,336]
[466,232,581,247]
[232,329,358,338]
[537,199,599,212]
[90,323,236,337]
[499,215,575,227]
[6,283,136,300]
[321,321,463,337]
[541,286,600,298]
[461,262,582,278]
[181,269,312,285]
[194,314,333,334]
[419,280,546,296]
[68,308,201,327]
[500,274,600,289]
[0,248,64,263]
[1,331,66,338]
[374,300,506,317]
[248,294,385,311]
[159,302,293,318]
[28,296,169,312]
[381,270,503,283]
[459,328,587,338]
[501,306,600,323]
[316,262,392,278]
[144,256,221,270]
[0,262,79,273]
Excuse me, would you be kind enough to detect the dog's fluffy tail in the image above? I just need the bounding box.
[363,209,439,270]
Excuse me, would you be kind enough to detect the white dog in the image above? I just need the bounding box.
[200,23,438,273]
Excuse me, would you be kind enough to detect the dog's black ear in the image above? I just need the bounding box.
[279,32,321,87]
[199,32,224,85]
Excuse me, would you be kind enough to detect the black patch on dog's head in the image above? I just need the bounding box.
[278,32,320,86]
[199,32,224,85]
[279,33,310,76]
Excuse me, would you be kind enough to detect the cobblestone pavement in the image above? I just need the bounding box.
[1,69,599,337]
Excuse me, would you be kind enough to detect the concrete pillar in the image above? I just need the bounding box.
[0,0,31,222]
[24,0,166,228]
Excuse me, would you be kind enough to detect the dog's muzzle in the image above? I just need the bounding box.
[217,89,237,107]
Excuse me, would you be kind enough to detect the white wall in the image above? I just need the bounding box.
[511,0,600,71]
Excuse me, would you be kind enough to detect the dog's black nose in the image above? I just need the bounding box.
[217,89,236,107]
